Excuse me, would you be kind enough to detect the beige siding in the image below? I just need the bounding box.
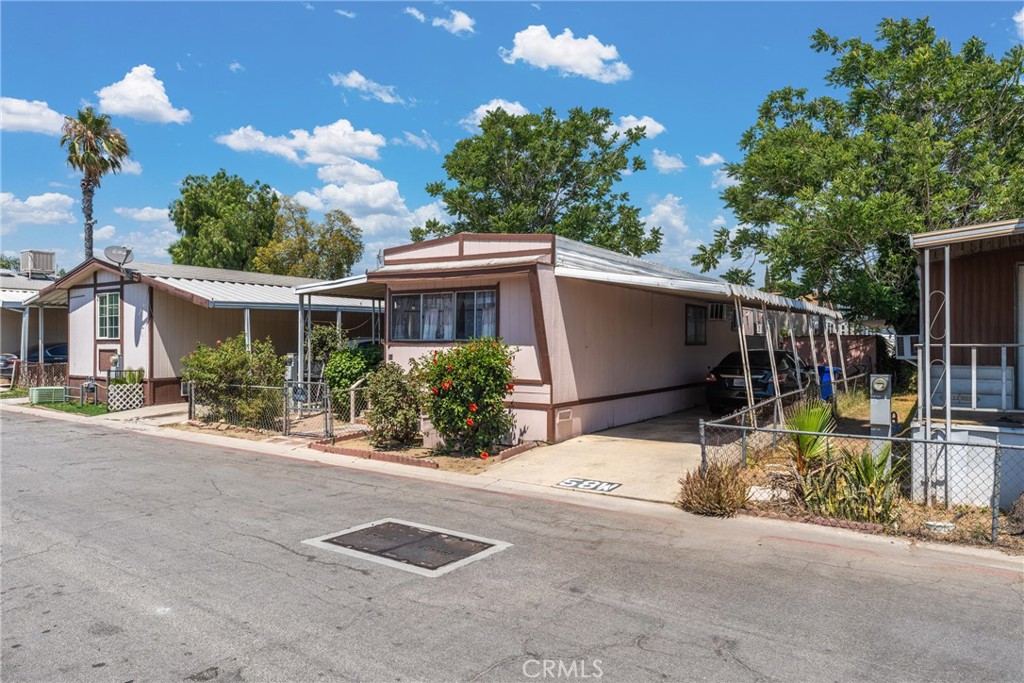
[250,309,299,355]
[96,271,120,284]
[387,241,460,262]
[462,237,551,256]
[68,290,94,375]
[0,308,68,356]
[151,291,243,378]
[121,283,150,372]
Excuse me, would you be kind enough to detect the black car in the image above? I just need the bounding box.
[705,350,814,413]
[25,343,68,363]
[0,353,16,377]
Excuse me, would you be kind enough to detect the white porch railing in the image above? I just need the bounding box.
[916,343,1024,414]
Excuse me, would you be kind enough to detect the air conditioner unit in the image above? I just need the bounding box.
[20,250,56,277]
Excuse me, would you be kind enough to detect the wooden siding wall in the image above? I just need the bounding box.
[68,288,93,376]
[122,283,150,372]
[0,308,68,356]
[151,291,243,378]
[925,244,1022,366]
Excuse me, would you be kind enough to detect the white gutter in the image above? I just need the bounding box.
[294,273,369,296]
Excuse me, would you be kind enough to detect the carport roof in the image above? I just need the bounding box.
[26,258,374,312]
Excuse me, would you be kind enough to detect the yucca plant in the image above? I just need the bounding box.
[840,444,900,525]
[677,462,749,517]
[784,399,836,476]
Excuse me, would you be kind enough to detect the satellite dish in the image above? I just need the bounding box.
[104,245,134,268]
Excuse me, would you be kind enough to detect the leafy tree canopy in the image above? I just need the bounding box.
[168,169,279,271]
[252,196,364,280]
[692,18,1024,330]
[412,106,663,257]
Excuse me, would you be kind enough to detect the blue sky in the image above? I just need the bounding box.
[2,1,1021,276]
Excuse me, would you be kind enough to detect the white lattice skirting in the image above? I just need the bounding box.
[108,384,144,412]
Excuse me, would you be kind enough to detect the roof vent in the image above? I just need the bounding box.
[20,250,56,278]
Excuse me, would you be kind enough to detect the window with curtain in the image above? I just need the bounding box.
[390,290,497,342]
[96,291,120,339]
[686,304,707,345]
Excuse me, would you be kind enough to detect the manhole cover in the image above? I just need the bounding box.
[303,519,511,577]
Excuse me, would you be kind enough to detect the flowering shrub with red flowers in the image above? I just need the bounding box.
[414,338,516,455]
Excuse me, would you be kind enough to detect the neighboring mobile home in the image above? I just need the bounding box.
[27,259,377,404]
[1,271,66,358]
[296,233,841,444]
[901,218,1024,508]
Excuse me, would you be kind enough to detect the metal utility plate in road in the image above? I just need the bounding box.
[304,519,512,577]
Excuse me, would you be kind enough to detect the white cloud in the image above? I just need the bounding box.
[304,2,314,10]
[0,97,64,135]
[711,168,740,189]
[114,206,171,226]
[459,98,530,131]
[1015,8,1024,40]
[229,61,244,73]
[96,65,190,124]
[531,3,541,9]
[295,180,404,218]
[643,194,702,269]
[652,149,686,174]
[316,158,385,185]
[93,225,117,240]
[120,159,143,175]
[710,215,728,229]
[393,130,440,153]
[329,70,404,105]
[124,227,177,260]
[0,192,75,234]
[335,9,356,18]
[607,114,665,139]
[500,25,631,84]
[433,9,475,35]
[404,7,425,22]
[696,152,725,167]
[216,119,387,163]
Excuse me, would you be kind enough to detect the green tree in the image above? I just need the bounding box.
[413,106,662,257]
[0,255,18,271]
[168,169,279,271]
[692,18,1024,330]
[59,107,130,261]
[252,196,364,279]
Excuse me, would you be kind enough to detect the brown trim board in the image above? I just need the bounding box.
[527,266,552,386]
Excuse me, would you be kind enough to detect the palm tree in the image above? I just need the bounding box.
[60,107,130,260]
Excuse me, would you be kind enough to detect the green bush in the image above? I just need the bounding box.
[324,346,376,392]
[415,338,516,456]
[181,334,286,428]
[677,463,749,517]
[800,444,900,526]
[364,362,422,448]
[110,368,144,385]
[784,399,836,476]
[309,324,344,365]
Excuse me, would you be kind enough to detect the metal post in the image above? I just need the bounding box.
[923,246,933,443]
[305,299,313,381]
[788,312,802,392]
[698,419,707,475]
[188,381,194,420]
[350,386,357,423]
[244,308,252,353]
[734,297,756,427]
[19,307,29,369]
[741,428,748,468]
[823,316,836,402]
[943,245,952,445]
[834,318,849,393]
[762,304,782,416]
[1001,346,1008,411]
[296,294,305,384]
[36,306,44,385]
[808,314,821,388]
[282,386,290,436]
[971,346,978,410]
[991,440,1002,545]
[336,309,343,338]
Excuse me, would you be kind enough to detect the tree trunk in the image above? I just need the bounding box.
[81,177,96,260]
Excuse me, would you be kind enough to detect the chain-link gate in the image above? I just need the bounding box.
[285,381,333,438]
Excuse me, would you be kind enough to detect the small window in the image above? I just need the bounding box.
[708,303,727,321]
[685,305,707,345]
[96,291,120,339]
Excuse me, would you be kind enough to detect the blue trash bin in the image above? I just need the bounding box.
[817,366,842,400]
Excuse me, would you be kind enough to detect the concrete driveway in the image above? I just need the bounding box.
[489,408,709,504]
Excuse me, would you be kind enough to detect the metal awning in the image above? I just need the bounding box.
[910,218,1024,249]
[294,273,387,299]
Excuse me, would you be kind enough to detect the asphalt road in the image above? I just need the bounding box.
[2,411,1022,683]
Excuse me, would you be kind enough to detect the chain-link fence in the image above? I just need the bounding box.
[188,381,333,438]
[334,377,370,424]
[700,381,1024,547]
[13,361,68,389]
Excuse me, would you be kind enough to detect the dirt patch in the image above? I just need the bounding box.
[166,421,275,442]
[327,436,497,474]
